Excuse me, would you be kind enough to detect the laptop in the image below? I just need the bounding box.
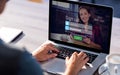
[41,0,113,75]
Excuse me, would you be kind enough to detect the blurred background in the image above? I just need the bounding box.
[6,0,120,18]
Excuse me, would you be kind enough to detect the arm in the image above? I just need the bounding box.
[83,37,101,49]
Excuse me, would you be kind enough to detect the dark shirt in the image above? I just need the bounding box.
[0,39,43,75]
[18,50,43,75]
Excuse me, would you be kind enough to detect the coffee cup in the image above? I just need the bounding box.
[106,54,120,75]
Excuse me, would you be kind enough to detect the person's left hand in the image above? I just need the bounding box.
[32,41,59,62]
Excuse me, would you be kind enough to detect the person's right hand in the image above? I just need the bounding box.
[64,52,89,75]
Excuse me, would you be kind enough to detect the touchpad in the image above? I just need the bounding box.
[41,58,65,74]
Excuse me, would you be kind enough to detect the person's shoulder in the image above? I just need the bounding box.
[0,42,27,75]
[0,43,26,57]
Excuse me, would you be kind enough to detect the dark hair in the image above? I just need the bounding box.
[78,6,94,25]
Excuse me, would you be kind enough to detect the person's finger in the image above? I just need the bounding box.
[65,56,69,62]
[70,52,77,61]
[81,57,89,65]
[47,53,58,59]
[79,53,87,60]
[78,51,84,57]
[49,46,59,52]
[78,58,89,68]
[47,43,54,47]
[84,57,89,62]
[70,34,73,40]
[72,52,78,57]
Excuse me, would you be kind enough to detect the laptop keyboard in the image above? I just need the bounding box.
[55,46,98,63]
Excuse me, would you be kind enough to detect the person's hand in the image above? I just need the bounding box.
[64,52,89,75]
[70,34,74,40]
[70,34,91,44]
[83,37,91,44]
[32,42,59,62]
[83,37,102,49]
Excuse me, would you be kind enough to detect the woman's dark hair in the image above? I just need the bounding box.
[78,6,94,25]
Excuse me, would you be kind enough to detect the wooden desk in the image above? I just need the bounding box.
[0,0,120,75]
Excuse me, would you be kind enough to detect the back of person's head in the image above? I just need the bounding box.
[0,0,8,13]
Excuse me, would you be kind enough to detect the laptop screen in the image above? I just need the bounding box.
[49,0,113,54]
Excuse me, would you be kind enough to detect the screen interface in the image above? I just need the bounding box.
[49,0,112,53]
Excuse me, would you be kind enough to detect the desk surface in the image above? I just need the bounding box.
[0,0,120,74]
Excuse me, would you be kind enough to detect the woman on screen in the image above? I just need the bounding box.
[71,6,102,50]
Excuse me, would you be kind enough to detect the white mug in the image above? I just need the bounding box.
[106,54,120,75]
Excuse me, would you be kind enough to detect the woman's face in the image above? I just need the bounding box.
[79,8,91,24]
